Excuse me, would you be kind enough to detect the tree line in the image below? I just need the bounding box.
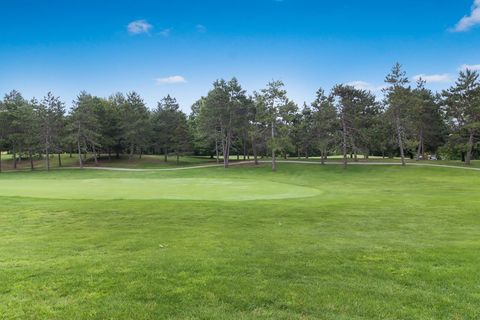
[0,63,479,172]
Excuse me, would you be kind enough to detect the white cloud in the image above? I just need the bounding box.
[347,81,385,92]
[196,24,207,33]
[127,20,153,35]
[451,0,480,32]
[155,76,187,85]
[459,63,480,71]
[413,73,452,83]
[158,28,171,37]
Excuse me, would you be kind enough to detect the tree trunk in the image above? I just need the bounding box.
[421,137,425,160]
[416,138,422,160]
[224,139,230,168]
[0,148,2,173]
[12,148,17,169]
[271,121,276,171]
[223,129,231,169]
[129,143,134,160]
[58,153,62,167]
[77,138,83,169]
[92,144,98,165]
[465,131,474,166]
[223,140,228,168]
[243,137,247,161]
[349,137,358,162]
[215,138,220,164]
[164,147,168,162]
[176,152,180,165]
[320,149,325,165]
[252,138,259,165]
[27,150,33,170]
[342,117,348,169]
[45,147,50,172]
[395,111,406,166]
[416,129,423,161]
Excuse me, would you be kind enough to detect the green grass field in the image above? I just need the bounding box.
[2,152,479,171]
[1,163,480,319]
[0,153,218,171]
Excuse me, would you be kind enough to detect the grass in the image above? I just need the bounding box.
[1,164,480,319]
[0,177,320,201]
[1,152,479,171]
[0,153,218,171]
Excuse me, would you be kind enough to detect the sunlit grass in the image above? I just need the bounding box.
[0,164,479,318]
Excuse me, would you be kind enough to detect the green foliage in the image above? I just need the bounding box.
[1,66,479,169]
[442,69,480,163]
[195,78,250,166]
[152,95,191,160]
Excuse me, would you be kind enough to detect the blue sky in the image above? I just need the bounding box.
[1,0,480,112]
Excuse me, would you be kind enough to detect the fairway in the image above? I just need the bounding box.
[0,177,321,201]
[1,164,480,319]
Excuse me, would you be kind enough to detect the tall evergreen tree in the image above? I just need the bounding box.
[311,89,339,164]
[38,92,65,171]
[257,80,295,171]
[198,78,248,168]
[121,92,150,159]
[2,90,29,169]
[410,79,446,159]
[442,70,480,165]
[70,92,102,168]
[384,63,410,166]
[152,95,181,162]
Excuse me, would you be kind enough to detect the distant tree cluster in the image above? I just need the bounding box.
[0,63,479,171]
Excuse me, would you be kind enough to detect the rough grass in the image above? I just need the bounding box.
[0,154,217,171]
[0,164,479,319]
[2,152,479,172]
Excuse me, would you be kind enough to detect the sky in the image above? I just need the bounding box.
[1,0,480,112]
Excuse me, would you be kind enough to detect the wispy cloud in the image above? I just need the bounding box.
[347,81,385,93]
[158,28,171,37]
[155,76,187,85]
[196,24,207,33]
[451,0,480,32]
[459,63,480,71]
[412,73,452,83]
[127,20,153,35]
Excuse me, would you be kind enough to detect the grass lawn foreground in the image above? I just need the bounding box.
[1,163,479,319]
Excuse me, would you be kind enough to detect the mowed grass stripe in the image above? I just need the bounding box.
[0,178,321,201]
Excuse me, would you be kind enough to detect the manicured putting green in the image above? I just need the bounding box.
[0,178,320,201]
